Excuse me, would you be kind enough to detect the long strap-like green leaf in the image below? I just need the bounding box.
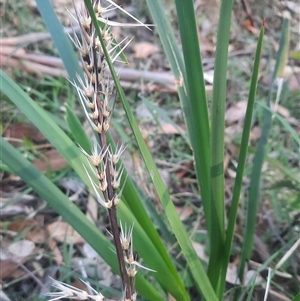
[238,13,290,283]
[219,23,265,298]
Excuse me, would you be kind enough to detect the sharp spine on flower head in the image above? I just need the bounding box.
[120,222,134,251]
[44,277,105,301]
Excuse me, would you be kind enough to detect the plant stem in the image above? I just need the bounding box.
[98,129,131,299]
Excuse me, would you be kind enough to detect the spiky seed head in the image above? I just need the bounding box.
[95,5,104,16]
[111,154,119,165]
[99,179,108,192]
[98,170,106,181]
[104,200,113,209]
[89,154,102,167]
[89,111,99,120]
[80,16,91,29]
[121,235,130,250]
[87,101,95,109]
[94,122,103,133]
[110,167,118,178]
[85,87,94,99]
[103,102,111,118]
[102,29,111,44]
[126,253,135,264]
[91,73,97,84]
[110,144,126,166]
[120,222,133,250]
[112,178,120,189]
[113,195,120,206]
[131,292,137,301]
[127,266,137,278]
[103,120,110,132]
[94,36,102,51]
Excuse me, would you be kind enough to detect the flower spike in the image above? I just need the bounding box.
[49,2,156,300]
[82,164,112,209]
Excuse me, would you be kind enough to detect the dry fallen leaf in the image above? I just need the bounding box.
[33,149,68,172]
[133,42,159,59]
[227,143,239,157]
[7,217,47,244]
[227,168,237,179]
[159,121,186,135]
[47,221,85,244]
[250,126,261,141]
[48,239,63,266]
[287,73,300,91]
[192,241,209,263]
[176,206,194,221]
[26,228,48,244]
[3,123,45,143]
[8,218,35,232]
[8,240,35,258]
[225,101,247,124]
[226,261,240,285]
[82,243,99,259]
[243,18,259,35]
[0,260,20,280]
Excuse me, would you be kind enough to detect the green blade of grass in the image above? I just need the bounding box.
[276,11,290,78]
[0,137,164,301]
[83,1,217,299]
[206,0,234,290]
[145,0,190,146]
[173,0,211,235]
[218,23,265,297]
[238,81,272,290]
[238,14,290,283]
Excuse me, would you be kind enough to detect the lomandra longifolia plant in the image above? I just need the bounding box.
[45,1,150,300]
